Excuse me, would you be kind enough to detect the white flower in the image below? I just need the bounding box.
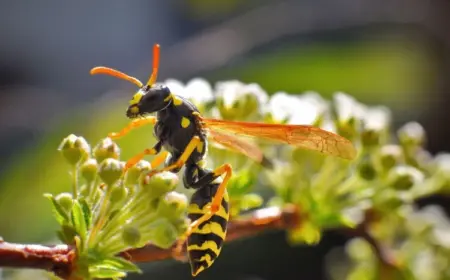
[185,78,214,104]
[164,78,213,106]
[363,106,392,131]
[215,80,268,111]
[268,91,328,125]
[333,92,367,122]
[164,78,185,96]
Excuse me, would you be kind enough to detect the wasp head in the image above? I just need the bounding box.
[126,84,172,118]
[90,44,165,119]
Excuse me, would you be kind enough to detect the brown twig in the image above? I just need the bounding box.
[0,205,300,279]
[0,241,74,279]
[121,204,300,263]
[0,205,397,279]
[339,209,398,268]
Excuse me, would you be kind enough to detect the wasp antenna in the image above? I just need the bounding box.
[146,44,160,86]
[90,66,144,88]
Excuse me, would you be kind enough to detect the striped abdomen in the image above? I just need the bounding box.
[187,185,229,276]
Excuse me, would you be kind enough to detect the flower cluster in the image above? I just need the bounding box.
[49,136,189,279]
[168,78,450,279]
[47,77,450,279]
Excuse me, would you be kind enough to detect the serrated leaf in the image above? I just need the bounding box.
[71,200,88,245]
[44,193,69,225]
[101,257,141,273]
[78,197,92,229]
[89,266,127,279]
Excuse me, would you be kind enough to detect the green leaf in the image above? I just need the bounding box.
[71,200,88,245]
[228,170,256,196]
[101,256,142,273]
[78,197,92,230]
[44,193,69,225]
[89,266,127,279]
[58,224,77,244]
[288,221,321,245]
[240,193,263,211]
[74,235,83,255]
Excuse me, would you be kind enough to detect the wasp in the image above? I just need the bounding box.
[90,44,356,276]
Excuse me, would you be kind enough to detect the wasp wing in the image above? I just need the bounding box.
[207,129,273,167]
[201,118,357,160]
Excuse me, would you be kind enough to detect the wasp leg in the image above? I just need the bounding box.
[108,116,157,139]
[138,151,170,184]
[173,163,232,258]
[124,141,163,171]
[148,136,202,175]
[148,151,169,170]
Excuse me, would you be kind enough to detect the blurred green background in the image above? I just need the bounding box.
[0,0,449,279]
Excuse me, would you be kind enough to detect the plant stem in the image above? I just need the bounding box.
[87,177,99,204]
[72,166,79,199]
[88,185,113,247]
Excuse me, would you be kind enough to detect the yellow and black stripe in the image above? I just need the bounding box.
[187,185,229,276]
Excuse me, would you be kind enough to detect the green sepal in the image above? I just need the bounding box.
[56,224,78,244]
[44,193,69,225]
[71,200,88,246]
[146,218,178,249]
[79,197,92,230]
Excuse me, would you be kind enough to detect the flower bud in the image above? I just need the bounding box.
[80,158,98,183]
[335,116,358,141]
[433,153,450,181]
[55,192,74,213]
[333,92,366,141]
[361,106,391,148]
[146,218,178,249]
[346,238,373,261]
[93,138,120,163]
[98,158,124,186]
[140,172,178,200]
[157,191,188,220]
[110,184,128,206]
[124,160,151,186]
[375,189,409,209]
[398,122,426,149]
[122,226,141,247]
[58,134,90,165]
[215,81,267,121]
[387,165,424,191]
[358,156,377,181]
[377,145,403,171]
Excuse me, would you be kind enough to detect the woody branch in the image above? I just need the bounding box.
[0,205,395,279]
